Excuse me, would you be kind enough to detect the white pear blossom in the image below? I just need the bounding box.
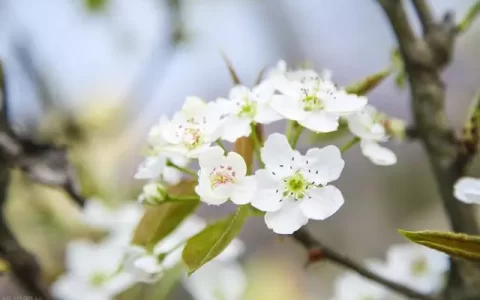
[51,240,135,300]
[195,146,256,206]
[124,216,206,283]
[454,177,480,204]
[381,244,448,294]
[183,239,247,300]
[330,271,388,300]
[82,199,143,244]
[251,133,345,234]
[271,71,366,133]
[156,97,224,158]
[135,155,189,185]
[137,182,168,205]
[217,83,282,142]
[347,105,397,166]
[136,114,190,184]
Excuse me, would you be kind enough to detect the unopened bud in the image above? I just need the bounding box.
[138,182,168,205]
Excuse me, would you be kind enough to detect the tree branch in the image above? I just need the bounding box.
[377,0,480,299]
[291,228,436,300]
[411,0,435,33]
[0,63,53,299]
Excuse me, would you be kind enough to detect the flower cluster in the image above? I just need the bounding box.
[135,60,402,235]
[331,244,448,300]
[51,199,246,300]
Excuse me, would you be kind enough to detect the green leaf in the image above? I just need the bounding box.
[131,180,199,249]
[399,229,480,262]
[221,52,241,85]
[182,205,249,274]
[345,68,391,95]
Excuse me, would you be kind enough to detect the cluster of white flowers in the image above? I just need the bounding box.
[135,60,400,235]
[52,199,246,300]
[331,244,448,300]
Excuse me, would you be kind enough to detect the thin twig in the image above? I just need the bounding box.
[411,0,435,33]
[291,228,436,300]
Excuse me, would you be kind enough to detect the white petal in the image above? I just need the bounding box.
[360,141,397,166]
[260,133,294,169]
[195,176,230,206]
[187,143,215,159]
[302,146,345,184]
[300,186,344,220]
[251,170,283,212]
[231,176,256,205]
[134,156,166,180]
[252,80,275,103]
[264,199,309,234]
[222,116,252,142]
[298,111,339,133]
[182,96,206,115]
[227,151,247,178]
[162,166,183,185]
[184,261,247,300]
[229,85,250,100]
[254,104,283,124]
[325,92,367,115]
[271,94,307,121]
[454,177,480,204]
[198,146,225,172]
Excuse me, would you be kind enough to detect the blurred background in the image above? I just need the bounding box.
[0,0,479,299]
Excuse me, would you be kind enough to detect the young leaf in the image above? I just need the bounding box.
[220,52,241,85]
[399,229,480,262]
[131,180,199,248]
[182,205,249,274]
[345,68,391,95]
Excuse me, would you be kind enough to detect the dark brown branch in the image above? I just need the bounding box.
[292,228,436,300]
[411,0,435,33]
[0,64,53,299]
[377,0,480,299]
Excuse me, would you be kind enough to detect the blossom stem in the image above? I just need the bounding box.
[291,228,435,300]
[290,124,304,149]
[166,160,198,178]
[250,123,264,168]
[340,137,360,153]
[216,139,227,152]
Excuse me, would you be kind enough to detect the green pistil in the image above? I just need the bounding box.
[303,94,324,111]
[411,257,428,277]
[284,171,308,200]
[89,272,108,287]
[238,98,257,118]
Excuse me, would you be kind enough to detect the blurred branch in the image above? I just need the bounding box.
[291,228,435,300]
[0,64,53,299]
[412,0,434,33]
[377,0,480,299]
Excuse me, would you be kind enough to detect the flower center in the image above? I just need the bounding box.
[183,127,204,149]
[302,94,324,111]
[283,171,309,200]
[210,165,237,189]
[238,97,257,118]
[300,80,325,112]
[89,271,109,287]
[410,257,428,277]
